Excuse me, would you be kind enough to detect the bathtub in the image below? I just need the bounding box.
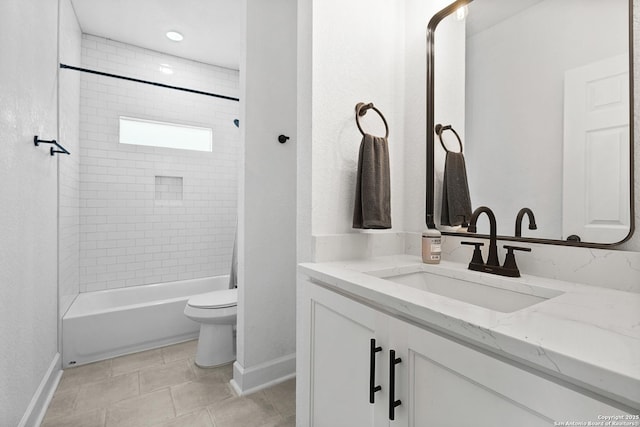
[62,275,230,367]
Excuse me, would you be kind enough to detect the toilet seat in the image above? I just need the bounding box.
[188,288,237,309]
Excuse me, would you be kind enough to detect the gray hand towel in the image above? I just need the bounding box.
[353,133,391,229]
[441,151,472,226]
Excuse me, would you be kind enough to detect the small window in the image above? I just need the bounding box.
[119,116,212,152]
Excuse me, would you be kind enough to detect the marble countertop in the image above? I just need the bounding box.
[299,255,640,409]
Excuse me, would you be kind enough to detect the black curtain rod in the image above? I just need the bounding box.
[59,63,240,102]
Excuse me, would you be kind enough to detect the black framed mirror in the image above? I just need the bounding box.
[426,0,634,248]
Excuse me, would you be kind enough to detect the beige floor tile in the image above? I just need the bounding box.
[262,379,296,418]
[43,342,295,426]
[171,379,233,416]
[261,417,293,427]
[105,388,175,427]
[140,359,196,394]
[112,348,164,376]
[161,340,198,363]
[273,414,296,427]
[150,409,214,427]
[40,408,106,427]
[42,387,79,419]
[74,372,139,412]
[57,359,112,392]
[208,391,281,427]
[189,358,233,383]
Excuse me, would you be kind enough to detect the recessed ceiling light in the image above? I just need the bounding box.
[166,31,184,42]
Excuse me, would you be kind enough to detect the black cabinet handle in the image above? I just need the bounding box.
[369,338,382,403]
[389,349,402,420]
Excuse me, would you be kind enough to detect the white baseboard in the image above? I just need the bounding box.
[18,352,62,427]
[230,353,296,396]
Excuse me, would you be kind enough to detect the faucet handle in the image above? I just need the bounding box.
[502,245,531,277]
[461,241,485,266]
[504,245,531,253]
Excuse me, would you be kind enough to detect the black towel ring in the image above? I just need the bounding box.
[435,124,463,153]
[355,102,389,138]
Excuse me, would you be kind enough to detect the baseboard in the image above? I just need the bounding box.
[18,352,62,427]
[230,353,296,396]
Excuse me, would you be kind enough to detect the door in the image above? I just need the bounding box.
[403,321,628,426]
[298,280,379,427]
[562,54,630,243]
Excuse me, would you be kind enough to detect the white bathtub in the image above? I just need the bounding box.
[62,275,230,367]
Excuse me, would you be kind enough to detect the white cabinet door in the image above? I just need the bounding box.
[402,321,628,427]
[298,279,381,427]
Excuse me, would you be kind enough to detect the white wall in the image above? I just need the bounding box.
[311,0,406,235]
[77,35,239,291]
[0,0,60,425]
[58,0,82,318]
[297,0,313,265]
[307,0,463,239]
[234,0,298,393]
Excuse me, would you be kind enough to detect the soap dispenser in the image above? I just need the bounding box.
[422,228,441,264]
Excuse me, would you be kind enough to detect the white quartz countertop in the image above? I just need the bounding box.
[298,255,640,409]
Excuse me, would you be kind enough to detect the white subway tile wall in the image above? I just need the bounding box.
[155,176,184,204]
[78,35,239,292]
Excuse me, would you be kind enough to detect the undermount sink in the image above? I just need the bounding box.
[373,270,564,313]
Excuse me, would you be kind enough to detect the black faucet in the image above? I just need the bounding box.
[464,206,531,277]
[515,207,537,237]
[467,206,499,267]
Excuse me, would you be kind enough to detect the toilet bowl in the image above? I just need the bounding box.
[184,288,237,368]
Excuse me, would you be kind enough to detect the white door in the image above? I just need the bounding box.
[562,54,630,243]
[403,321,627,426]
[298,281,379,427]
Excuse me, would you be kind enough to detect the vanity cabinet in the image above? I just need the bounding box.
[297,277,631,427]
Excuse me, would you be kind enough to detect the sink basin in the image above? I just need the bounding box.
[374,271,563,313]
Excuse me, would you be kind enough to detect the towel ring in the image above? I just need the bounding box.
[435,124,463,153]
[355,102,389,138]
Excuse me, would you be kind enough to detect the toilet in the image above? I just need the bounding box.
[184,288,238,368]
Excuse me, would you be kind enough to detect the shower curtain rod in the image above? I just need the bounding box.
[59,63,240,102]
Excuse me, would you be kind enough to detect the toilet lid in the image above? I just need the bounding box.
[188,288,237,309]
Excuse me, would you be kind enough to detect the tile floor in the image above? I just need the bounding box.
[41,340,295,427]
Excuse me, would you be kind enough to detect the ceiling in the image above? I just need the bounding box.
[71,0,242,70]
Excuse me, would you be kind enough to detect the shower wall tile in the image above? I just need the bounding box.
[78,35,239,292]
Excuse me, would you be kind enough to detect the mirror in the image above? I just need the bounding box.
[426,0,634,247]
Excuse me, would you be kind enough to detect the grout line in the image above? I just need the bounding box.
[136,370,141,399]
[206,406,218,427]
[167,386,178,420]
